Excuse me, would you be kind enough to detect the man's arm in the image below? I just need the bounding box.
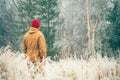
[38,34,47,59]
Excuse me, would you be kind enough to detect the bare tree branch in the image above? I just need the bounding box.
[12,0,18,9]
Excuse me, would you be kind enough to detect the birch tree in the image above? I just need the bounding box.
[57,0,109,57]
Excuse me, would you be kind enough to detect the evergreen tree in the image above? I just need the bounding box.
[17,0,38,33]
[37,0,59,58]
[104,1,120,57]
[0,0,16,49]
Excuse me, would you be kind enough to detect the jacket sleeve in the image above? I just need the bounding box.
[22,38,27,54]
[38,34,47,59]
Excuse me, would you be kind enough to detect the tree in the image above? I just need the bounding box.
[104,0,120,57]
[37,0,60,58]
[0,0,17,49]
[16,0,38,33]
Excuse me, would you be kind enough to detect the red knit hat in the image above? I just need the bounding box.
[31,19,40,28]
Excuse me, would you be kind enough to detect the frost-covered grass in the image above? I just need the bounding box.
[0,47,120,80]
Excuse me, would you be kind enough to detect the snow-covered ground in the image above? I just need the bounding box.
[0,47,120,80]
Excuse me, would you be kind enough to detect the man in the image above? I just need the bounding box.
[22,19,47,63]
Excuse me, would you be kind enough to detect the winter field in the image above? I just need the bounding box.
[0,46,120,80]
[0,0,120,80]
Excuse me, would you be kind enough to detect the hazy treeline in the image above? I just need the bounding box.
[0,0,120,58]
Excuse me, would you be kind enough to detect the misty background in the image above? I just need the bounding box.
[0,0,120,59]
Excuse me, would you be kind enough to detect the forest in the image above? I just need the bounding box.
[0,0,120,58]
[0,0,120,80]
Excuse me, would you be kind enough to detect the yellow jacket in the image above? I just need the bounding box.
[22,27,47,63]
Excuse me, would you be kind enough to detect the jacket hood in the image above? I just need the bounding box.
[28,27,39,34]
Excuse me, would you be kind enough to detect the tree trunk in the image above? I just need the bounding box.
[85,0,91,55]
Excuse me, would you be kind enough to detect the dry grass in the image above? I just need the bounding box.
[0,48,120,80]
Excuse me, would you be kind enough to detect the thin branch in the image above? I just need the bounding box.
[91,19,98,55]
[12,0,18,9]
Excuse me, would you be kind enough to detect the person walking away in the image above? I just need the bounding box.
[22,19,47,75]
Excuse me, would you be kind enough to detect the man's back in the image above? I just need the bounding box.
[22,25,46,63]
